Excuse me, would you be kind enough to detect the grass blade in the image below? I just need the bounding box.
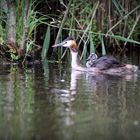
[112,0,124,16]
[41,25,50,60]
[90,34,95,53]
[124,14,140,47]
[99,34,106,55]
[80,41,87,64]
[111,35,140,45]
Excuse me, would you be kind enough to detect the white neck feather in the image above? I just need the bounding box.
[71,51,79,69]
[70,50,99,72]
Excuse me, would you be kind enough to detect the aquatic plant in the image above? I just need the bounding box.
[0,0,140,62]
[0,0,48,62]
[42,0,140,60]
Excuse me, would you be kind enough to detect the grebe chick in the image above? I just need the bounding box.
[52,37,138,75]
[86,53,98,68]
[86,53,124,70]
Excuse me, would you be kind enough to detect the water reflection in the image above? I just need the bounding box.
[0,64,35,140]
[47,62,140,138]
[0,62,140,140]
[49,70,83,102]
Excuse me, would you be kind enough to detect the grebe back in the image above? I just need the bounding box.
[86,53,125,70]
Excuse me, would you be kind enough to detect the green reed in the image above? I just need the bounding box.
[1,0,140,61]
[47,0,140,61]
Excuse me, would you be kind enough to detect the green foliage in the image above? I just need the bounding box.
[16,0,25,45]
[80,37,88,61]
[99,34,106,55]
[10,53,19,61]
[49,0,140,59]
[0,25,5,44]
[0,0,140,61]
[0,0,50,61]
[112,0,125,16]
[16,1,47,47]
[89,34,95,54]
[41,25,50,60]
[26,40,35,53]
[0,1,7,43]
[0,24,6,41]
[110,35,140,45]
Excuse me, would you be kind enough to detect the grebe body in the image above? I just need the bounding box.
[52,37,138,75]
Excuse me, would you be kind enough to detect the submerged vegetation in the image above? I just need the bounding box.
[0,0,140,63]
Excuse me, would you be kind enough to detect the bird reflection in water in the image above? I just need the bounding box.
[50,67,138,104]
[50,66,138,127]
[49,69,85,126]
[50,69,84,104]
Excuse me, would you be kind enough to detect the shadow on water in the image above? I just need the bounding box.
[0,56,140,140]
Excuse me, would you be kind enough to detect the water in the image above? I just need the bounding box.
[0,56,140,140]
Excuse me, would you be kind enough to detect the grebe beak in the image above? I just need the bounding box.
[52,42,65,48]
[52,38,75,49]
[52,40,71,48]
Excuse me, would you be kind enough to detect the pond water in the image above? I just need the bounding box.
[0,52,140,140]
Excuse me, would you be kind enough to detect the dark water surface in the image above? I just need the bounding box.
[0,54,140,140]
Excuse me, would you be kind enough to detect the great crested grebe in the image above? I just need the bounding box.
[52,37,138,75]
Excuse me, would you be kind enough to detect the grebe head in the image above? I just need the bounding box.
[87,53,98,62]
[52,37,78,52]
[86,53,98,68]
[52,37,85,70]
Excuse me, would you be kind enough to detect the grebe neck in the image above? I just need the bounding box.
[71,51,80,69]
